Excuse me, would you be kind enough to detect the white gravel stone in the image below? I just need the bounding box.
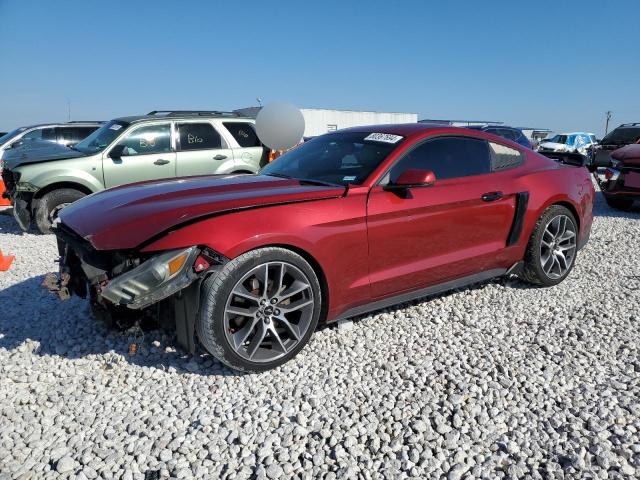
[1,188,640,479]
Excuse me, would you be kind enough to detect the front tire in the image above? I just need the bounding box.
[197,247,322,372]
[34,188,86,234]
[519,205,578,287]
[605,196,634,211]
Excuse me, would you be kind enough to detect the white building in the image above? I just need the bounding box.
[300,108,417,137]
[235,107,417,138]
[418,118,503,127]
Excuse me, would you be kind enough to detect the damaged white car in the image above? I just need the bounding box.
[537,132,597,156]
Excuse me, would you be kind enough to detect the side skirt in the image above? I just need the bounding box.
[332,268,508,322]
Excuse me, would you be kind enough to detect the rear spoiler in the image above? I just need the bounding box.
[539,151,597,171]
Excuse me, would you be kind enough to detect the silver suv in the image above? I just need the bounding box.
[2,111,267,233]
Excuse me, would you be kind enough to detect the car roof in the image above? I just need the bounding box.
[340,123,454,136]
[338,123,507,139]
[114,111,253,124]
[17,121,104,129]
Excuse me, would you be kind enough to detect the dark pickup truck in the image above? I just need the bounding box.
[591,123,640,168]
[597,143,640,210]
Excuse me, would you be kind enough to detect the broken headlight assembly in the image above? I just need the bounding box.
[101,246,203,309]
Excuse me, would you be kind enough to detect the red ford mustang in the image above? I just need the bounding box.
[49,124,594,372]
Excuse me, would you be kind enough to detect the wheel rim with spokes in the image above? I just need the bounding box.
[223,261,315,363]
[540,214,577,279]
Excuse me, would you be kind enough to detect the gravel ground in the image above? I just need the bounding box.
[0,190,639,480]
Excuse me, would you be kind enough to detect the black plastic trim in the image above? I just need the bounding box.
[174,279,202,354]
[507,192,529,246]
[332,268,506,322]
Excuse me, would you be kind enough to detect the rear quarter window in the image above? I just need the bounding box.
[176,122,223,150]
[223,122,262,148]
[489,142,524,171]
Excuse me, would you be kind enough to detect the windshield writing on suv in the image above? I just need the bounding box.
[74,121,129,154]
[261,132,403,186]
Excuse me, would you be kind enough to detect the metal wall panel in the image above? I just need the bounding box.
[301,109,418,137]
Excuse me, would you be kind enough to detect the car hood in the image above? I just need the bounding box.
[2,141,86,168]
[611,144,640,166]
[538,142,568,151]
[59,174,346,250]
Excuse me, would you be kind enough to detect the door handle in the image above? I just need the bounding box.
[481,191,503,202]
[213,154,227,160]
[153,159,170,165]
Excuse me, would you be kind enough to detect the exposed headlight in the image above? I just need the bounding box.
[101,247,200,309]
[16,181,37,192]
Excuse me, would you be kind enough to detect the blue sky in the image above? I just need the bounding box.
[1,0,638,135]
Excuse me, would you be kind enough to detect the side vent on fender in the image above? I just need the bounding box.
[507,192,530,246]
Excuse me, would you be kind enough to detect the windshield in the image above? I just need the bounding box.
[261,132,403,186]
[0,127,27,146]
[74,120,129,154]
[601,127,640,145]
[546,134,567,144]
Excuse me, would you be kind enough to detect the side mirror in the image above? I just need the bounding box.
[108,144,125,158]
[386,169,436,189]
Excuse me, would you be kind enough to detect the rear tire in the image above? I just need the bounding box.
[605,196,634,211]
[34,188,86,234]
[196,247,322,373]
[518,205,578,287]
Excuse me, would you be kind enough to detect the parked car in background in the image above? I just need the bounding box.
[597,142,640,210]
[537,132,597,156]
[0,121,103,207]
[591,123,640,167]
[46,123,594,372]
[1,111,267,233]
[465,125,533,148]
[0,121,103,161]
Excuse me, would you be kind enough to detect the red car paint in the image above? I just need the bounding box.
[58,124,595,322]
[60,175,345,250]
[601,143,640,201]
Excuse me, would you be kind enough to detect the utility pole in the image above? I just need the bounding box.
[605,111,612,135]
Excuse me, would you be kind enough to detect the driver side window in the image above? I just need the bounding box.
[115,124,172,156]
[389,137,491,183]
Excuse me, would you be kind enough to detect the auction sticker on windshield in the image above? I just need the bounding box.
[364,133,403,144]
[109,124,123,131]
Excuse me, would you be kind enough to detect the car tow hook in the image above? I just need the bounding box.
[42,272,71,301]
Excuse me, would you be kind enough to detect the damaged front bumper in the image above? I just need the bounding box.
[12,192,33,231]
[43,224,227,352]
